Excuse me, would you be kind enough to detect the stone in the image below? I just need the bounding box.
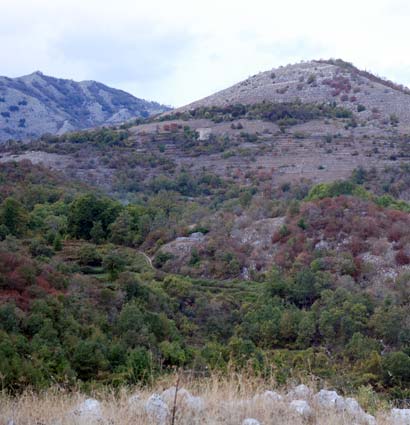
[362,413,377,425]
[391,408,410,424]
[145,394,170,425]
[127,393,142,411]
[288,384,313,400]
[161,386,204,412]
[242,419,261,425]
[314,389,343,408]
[185,395,205,412]
[289,399,313,418]
[161,386,192,406]
[71,398,103,424]
[253,390,283,404]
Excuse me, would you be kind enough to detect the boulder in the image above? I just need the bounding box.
[339,397,363,415]
[242,419,261,425]
[161,386,192,406]
[145,394,170,425]
[127,393,142,411]
[362,413,377,425]
[71,398,103,424]
[288,384,313,400]
[391,408,410,424]
[314,389,343,408]
[161,386,204,412]
[289,399,313,418]
[184,395,205,412]
[253,390,283,404]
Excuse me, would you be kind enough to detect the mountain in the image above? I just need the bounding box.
[0,71,170,142]
[177,59,410,129]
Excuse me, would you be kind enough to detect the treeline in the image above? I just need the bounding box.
[158,101,352,127]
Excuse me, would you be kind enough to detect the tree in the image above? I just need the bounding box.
[109,211,135,246]
[382,351,410,385]
[103,250,126,280]
[68,194,121,240]
[90,220,105,244]
[0,197,28,236]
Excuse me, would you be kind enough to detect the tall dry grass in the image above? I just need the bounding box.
[0,373,393,424]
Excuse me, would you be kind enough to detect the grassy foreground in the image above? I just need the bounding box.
[0,374,394,425]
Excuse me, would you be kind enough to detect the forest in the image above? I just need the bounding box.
[1,156,410,406]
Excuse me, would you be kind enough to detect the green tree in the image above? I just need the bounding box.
[0,197,28,236]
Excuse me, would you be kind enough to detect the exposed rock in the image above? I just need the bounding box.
[362,413,377,425]
[127,393,142,411]
[287,384,313,400]
[161,386,204,412]
[242,419,261,425]
[161,386,192,406]
[71,398,103,424]
[253,390,283,404]
[314,389,343,408]
[289,399,313,418]
[391,408,410,424]
[145,394,170,425]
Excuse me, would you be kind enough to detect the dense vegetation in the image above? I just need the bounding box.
[1,158,410,405]
[158,101,352,128]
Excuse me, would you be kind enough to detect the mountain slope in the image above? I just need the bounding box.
[0,71,170,142]
[177,59,410,130]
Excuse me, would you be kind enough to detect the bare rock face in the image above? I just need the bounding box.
[0,71,170,142]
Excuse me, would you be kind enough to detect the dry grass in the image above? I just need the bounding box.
[0,373,392,425]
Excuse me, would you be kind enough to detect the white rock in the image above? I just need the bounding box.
[71,398,103,424]
[185,395,205,412]
[288,384,313,400]
[391,408,410,424]
[290,399,313,418]
[342,397,363,415]
[161,386,192,406]
[362,413,377,425]
[161,386,204,412]
[145,394,170,425]
[314,389,343,408]
[253,390,283,404]
[7,420,15,425]
[127,393,142,412]
[242,419,261,425]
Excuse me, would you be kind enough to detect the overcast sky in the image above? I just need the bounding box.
[1,0,410,107]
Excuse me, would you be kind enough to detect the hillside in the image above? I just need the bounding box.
[4,59,410,405]
[177,59,410,130]
[0,71,170,142]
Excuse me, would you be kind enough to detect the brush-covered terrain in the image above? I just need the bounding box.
[2,60,410,423]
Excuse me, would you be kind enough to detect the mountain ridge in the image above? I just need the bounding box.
[0,71,170,142]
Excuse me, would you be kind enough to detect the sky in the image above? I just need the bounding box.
[1,0,410,107]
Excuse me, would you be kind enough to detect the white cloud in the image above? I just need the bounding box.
[0,0,409,106]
